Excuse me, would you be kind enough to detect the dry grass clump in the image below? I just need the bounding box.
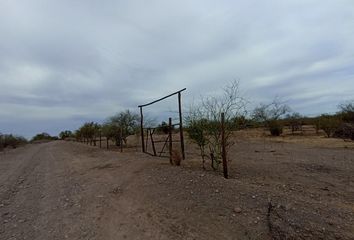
[170,149,182,166]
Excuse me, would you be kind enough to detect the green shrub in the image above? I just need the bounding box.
[59,130,73,140]
[31,133,57,142]
[186,119,209,168]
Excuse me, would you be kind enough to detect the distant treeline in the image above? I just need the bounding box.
[59,110,139,148]
[31,132,59,142]
[57,100,354,145]
[212,101,354,140]
[0,134,27,150]
[0,132,62,151]
[57,82,353,145]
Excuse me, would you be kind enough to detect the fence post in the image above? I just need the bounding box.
[99,132,102,148]
[178,92,185,160]
[221,112,228,179]
[106,137,109,149]
[140,107,145,153]
[169,117,173,165]
[150,129,157,156]
[120,128,123,153]
[145,128,149,153]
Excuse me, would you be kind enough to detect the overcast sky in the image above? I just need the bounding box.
[1,0,354,138]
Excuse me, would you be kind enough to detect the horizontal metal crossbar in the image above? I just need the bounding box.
[142,123,181,130]
[138,88,186,108]
[153,140,181,143]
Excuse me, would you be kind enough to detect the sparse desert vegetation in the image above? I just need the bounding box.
[31,132,59,142]
[0,133,27,151]
[1,1,354,239]
[1,80,353,239]
[1,125,353,239]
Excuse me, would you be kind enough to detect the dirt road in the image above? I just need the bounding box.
[0,141,244,240]
[0,141,158,239]
[0,141,353,239]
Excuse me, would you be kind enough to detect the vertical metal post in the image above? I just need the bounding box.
[99,132,102,148]
[178,92,185,160]
[221,112,228,179]
[150,129,157,156]
[169,117,173,165]
[145,128,149,152]
[140,107,145,153]
[120,127,123,153]
[106,137,109,149]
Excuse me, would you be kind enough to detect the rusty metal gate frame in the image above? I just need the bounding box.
[138,88,186,159]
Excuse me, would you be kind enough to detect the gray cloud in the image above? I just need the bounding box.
[0,0,354,138]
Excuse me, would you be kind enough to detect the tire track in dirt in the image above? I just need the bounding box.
[0,142,99,239]
[0,143,48,238]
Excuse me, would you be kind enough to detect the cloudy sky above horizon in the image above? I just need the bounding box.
[1,0,354,138]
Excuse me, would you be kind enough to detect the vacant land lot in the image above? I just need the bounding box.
[0,134,353,239]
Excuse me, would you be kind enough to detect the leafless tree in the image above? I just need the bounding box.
[186,80,247,170]
[252,97,290,136]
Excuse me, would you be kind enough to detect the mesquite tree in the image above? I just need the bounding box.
[100,110,139,146]
[252,97,290,136]
[186,80,247,170]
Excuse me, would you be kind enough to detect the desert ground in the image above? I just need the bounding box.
[0,128,353,239]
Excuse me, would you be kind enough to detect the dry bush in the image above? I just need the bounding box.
[319,115,342,138]
[171,149,182,166]
[0,134,27,150]
[185,80,247,170]
[333,123,354,140]
[252,97,290,136]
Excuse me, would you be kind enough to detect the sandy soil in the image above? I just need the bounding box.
[0,136,353,239]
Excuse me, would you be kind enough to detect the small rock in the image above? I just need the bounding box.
[234,207,242,213]
[110,187,121,195]
[252,195,256,199]
[215,189,219,193]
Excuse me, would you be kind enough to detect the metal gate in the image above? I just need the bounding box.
[138,88,186,159]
